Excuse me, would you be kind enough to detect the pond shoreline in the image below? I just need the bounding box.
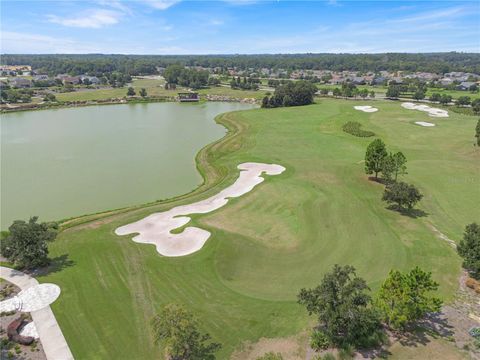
[0,95,258,114]
[1,102,256,229]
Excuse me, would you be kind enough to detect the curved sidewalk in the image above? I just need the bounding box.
[0,266,74,360]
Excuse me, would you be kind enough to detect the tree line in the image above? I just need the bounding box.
[261,80,317,108]
[3,52,480,75]
[163,64,209,89]
[230,76,260,90]
[325,83,375,99]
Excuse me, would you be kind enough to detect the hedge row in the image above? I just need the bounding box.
[342,121,375,137]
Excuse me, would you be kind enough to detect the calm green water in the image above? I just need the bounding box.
[1,102,255,229]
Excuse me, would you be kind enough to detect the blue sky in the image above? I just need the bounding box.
[1,0,479,54]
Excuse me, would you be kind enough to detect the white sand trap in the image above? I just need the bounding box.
[116,162,285,257]
[401,102,448,118]
[415,121,436,127]
[354,105,378,113]
[20,321,39,339]
[0,284,60,313]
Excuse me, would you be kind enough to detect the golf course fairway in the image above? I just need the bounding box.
[38,99,478,359]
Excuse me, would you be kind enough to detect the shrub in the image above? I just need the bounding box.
[338,344,355,360]
[469,327,480,342]
[321,354,336,360]
[310,330,330,351]
[256,352,284,360]
[342,121,375,137]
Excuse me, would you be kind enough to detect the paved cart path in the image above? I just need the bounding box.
[0,266,74,360]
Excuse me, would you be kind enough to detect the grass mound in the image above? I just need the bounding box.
[342,121,375,137]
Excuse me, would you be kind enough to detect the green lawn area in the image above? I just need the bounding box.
[54,78,268,102]
[316,83,480,100]
[38,99,478,359]
[55,77,179,102]
[424,87,480,100]
[197,85,269,100]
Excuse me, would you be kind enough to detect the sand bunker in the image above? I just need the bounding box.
[116,162,285,257]
[415,121,436,127]
[0,284,61,313]
[354,105,378,113]
[401,102,448,118]
[20,322,39,339]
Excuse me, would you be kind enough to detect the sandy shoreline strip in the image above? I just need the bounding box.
[115,162,285,257]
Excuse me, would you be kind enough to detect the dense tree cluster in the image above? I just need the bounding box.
[364,139,423,212]
[230,76,260,90]
[365,139,407,182]
[0,217,58,269]
[103,72,132,87]
[267,79,292,88]
[262,80,317,108]
[429,93,453,105]
[127,87,136,96]
[163,64,209,89]
[457,223,480,279]
[3,53,480,74]
[386,82,427,100]
[0,88,33,103]
[330,83,374,99]
[298,264,443,353]
[207,77,221,86]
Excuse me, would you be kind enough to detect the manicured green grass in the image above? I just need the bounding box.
[424,87,480,100]
[197,85,269,100]
[39,99,478,359]
[55,78,178,102]
[316,83,480,100]
[55,79,268,102]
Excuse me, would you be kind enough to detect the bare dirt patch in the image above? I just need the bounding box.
[231,333,308,360]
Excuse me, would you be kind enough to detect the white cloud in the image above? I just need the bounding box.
[47,9,123,28]
[1,31,99,53]
[97,0,133,15]
[326,0,341,7]
[0,31,162,54]
[142,0,181,10]
[222,0,258,5]
[210,19,224,26]
[390,6,469,24]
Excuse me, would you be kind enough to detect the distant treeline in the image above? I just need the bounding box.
[2,53,480,75]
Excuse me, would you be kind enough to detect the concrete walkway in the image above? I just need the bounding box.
[0,266,74,360]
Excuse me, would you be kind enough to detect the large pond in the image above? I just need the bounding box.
[1,102,255,229]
